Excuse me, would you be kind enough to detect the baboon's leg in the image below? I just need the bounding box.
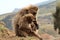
[15,25,28,37]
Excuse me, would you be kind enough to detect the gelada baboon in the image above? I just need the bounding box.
[12,5,42,40]
[12,5,39,35]
[53,7,60,34]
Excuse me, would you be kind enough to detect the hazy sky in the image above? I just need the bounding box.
[0,0,49,15]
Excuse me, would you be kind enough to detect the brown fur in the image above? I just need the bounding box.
[17,14,36,37]
[12,5,39,36]
[13,13,37,37]
[12,13,37,36]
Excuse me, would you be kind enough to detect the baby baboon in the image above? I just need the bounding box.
[53,7,60,34]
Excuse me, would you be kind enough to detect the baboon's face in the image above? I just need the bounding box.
[23,14,36,23]
[19,5,38,17]
[28,9,37,17]
[27,6,38,17]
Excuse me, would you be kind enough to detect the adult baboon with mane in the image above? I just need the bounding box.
[12,5,42,40]
[12,5,39,35]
